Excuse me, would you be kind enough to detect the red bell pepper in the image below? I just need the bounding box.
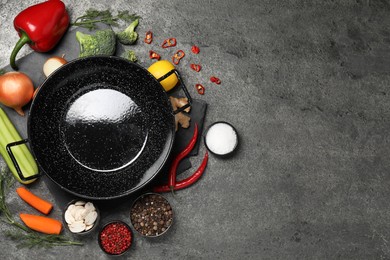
[10,0,70,70]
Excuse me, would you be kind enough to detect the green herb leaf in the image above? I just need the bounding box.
[71,8,140,30]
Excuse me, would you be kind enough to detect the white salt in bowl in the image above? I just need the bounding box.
[204,121,239,157]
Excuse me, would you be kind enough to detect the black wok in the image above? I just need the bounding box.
[17,56,190,199]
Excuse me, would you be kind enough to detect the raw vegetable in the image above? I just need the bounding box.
[210,76,221,84]
[0,108,38,184]
[117,19,139,45]
[43,56,67,77]
[16,187,53,215]
[144,31,153,44]
[153,151,209,193]
[169,96,191,131]
[20,213,62,235]
[65,201,98,233]
[149,50,161,60]
[76,29,116,58]
[191,45,200,54]
[121,50,138,62]
[10,0,69,70]
[71,9,139,30]
[190,64,202,72]
[162,38,177,48]
[196,84,205,95]
[172,50,185,65]
[0,72,34,116]
[168,123,198,191]
[147,60,178,91]
[0,169,82,248]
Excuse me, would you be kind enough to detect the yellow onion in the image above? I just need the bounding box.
[43,56,67,77]
[0,72,34,116]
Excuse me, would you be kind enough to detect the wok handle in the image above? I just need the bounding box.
[157,69,192,115]
[6,139,41,181]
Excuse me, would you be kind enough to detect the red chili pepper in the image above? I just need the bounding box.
[191,45,200,54]
[144,31,153,44]
[196,84,205,95]
[162,38,177,48]
[10,0,70,70]
[172,50,185,65]
[149,50,161,60]
[190,64,202,72]
[153,151,209,193]
[210,76,221,85]
[167,123,198,191]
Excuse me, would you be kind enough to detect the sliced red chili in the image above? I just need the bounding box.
[190,63,202,72]
[196,84,205,95]
[162,38,177,48]
[144,31,153,44]
[153,151,209,193]
[172,50,185,65]
[149,50,161,60]
[167,123,198,191]
[191,45,200,54]
[210,76,221,85]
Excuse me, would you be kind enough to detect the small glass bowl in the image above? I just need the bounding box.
[204,121,239,158]
[62,199,100,236]
[130,193,174,238]
[98,220,133,256]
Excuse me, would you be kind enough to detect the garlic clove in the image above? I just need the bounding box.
[85,224,94,231]
[84,211,98,226]
[64,209,75,224]
[74,207,87,221]
[74,201,86,206]
[69,221,86,233]
[84,202,95,211]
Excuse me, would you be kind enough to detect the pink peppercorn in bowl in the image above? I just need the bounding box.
[98,220,133,256]
[204,121,239,158]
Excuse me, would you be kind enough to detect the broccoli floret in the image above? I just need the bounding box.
[76,29,116,57]
[121,50,137,62]
[116,19,139,45]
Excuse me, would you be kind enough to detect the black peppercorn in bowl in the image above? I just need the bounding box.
[98,220,133,256]
[130,193,174,237]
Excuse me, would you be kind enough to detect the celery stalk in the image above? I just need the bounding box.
[0,108,38,184]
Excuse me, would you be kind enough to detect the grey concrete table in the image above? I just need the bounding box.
[1,0,390,259]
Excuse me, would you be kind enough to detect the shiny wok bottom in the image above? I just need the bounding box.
[28,56,175,199]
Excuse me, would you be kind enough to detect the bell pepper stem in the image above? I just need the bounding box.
[10,31,32,70]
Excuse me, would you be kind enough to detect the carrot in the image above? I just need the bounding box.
[19,213,62,235]
[16,186,53,215]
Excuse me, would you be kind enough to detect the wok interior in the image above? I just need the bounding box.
[28,56,174,199]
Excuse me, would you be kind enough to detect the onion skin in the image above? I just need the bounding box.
[0,72,34,116]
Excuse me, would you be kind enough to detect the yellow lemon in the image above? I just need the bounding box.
[147,60,178,91]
